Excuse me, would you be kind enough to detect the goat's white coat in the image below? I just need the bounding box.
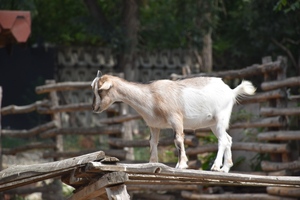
[91,74,256,172]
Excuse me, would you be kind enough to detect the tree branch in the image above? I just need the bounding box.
[271,38,298,71]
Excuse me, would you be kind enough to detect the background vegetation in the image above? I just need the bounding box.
[0,0,299,74]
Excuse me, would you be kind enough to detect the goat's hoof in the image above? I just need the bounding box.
[211,164,221,172]
[220,166,230,173]
[176,163,188,169]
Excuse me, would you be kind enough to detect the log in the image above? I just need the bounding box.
[40,125,122,138]
[109,135,198,148]
[186,142,290,155]
[260,107,300,117]
[231,116,286,129]
[99,114,142,124]
[35,81,90,94]
[2,121,57,138]
[170,60,282,80]
[1,100,50,115]
[240,90,285,104]
[181,191,296,200]
[261,76,300,91]
[0,151,105,191]
[261,160,300,172]
[37,102,91,114]
[267,187,300,198]
[43,149,127,160]
[257,131,300,141]
[2,142,56,155]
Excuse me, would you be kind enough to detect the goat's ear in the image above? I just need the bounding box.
[99,81,112,90]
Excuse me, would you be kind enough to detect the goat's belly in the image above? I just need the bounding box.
[183,115,215,129]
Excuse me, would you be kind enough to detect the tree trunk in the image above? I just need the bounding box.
[118,0,139,81]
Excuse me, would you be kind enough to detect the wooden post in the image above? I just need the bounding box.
[45,80,64,199]
[276,56,290,162]
[262,56,281,163]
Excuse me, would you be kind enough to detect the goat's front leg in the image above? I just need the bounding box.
[149,127,160,163]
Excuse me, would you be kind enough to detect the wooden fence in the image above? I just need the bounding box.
[0,56,300,199]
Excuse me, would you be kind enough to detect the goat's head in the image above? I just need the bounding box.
[91,70,115,113]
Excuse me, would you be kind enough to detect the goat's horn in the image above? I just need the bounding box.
[96,70,102,78]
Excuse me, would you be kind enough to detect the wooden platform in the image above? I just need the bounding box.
[0,151,299,200]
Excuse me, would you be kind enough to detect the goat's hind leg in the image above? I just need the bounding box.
[210,125,233,173]
[149,127,160,163]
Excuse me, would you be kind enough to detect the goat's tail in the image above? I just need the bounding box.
[233,80,256,103]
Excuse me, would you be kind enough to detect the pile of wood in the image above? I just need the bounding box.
[1,151,299,200]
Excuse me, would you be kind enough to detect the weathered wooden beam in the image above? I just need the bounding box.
[0,151,105,192]
[1,100,50,115]
[186,142,290,155]
[260,107,300,117]
[2,121,57,138]
[40,125,122,138]
[257,131,300,141]
[69,172,129,200]
[261,160,300,172]
[261,76,300,91]
[35,81,90,94]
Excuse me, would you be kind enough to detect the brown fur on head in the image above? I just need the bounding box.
[91,74,115,113]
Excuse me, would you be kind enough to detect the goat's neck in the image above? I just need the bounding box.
[115,80,151,116]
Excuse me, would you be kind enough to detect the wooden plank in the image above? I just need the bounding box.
[85,162,300,187]
[257,131,300,141]
[69,172,128,200]
[99,114,142,124]
[240,90,285,104]
[0,151,105,191]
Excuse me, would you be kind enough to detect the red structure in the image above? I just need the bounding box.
[0,10,31,47]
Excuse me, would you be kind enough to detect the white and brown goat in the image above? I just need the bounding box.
[91,71,256,172]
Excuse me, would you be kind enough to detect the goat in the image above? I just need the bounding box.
[91,71,256,172]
